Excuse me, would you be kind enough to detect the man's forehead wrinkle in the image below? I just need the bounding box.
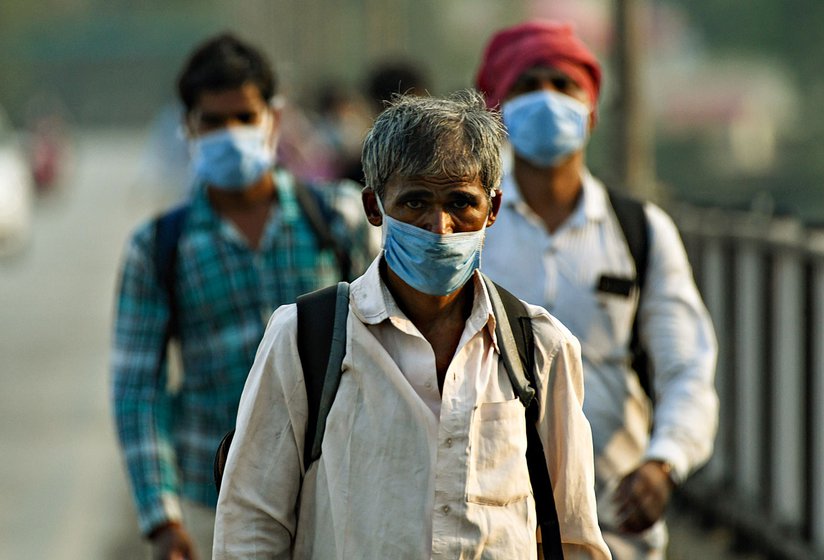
[389,171,480,188]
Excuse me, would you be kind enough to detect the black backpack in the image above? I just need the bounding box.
[214,276,566,559]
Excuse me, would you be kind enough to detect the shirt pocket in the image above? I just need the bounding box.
[590,285,638,361]
[466,398,531,506]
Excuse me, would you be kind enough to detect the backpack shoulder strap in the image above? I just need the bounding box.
[297,281,350,466]
[152,203,189,339]
[606,189,654,401]
[607,190,649,291]
[480,274,564,560]
[293,179,353,281]
[495,282,536,390]
[483,276,535,406]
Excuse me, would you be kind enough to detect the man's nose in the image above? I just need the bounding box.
[426,210,453,235]
[224,117,247,128]
[537,78,560,93]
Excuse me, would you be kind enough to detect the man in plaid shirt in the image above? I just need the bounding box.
[111,33,377,560]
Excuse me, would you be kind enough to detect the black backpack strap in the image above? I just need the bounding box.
[214,429,234,493]
[481,274,564,560]
[607,190,653,401]
[482,275,535,407]
[297,281,350,466]
[293,180,353,281]
[214,281,350,493]
[152,204,189,340]
[607,190,649,291]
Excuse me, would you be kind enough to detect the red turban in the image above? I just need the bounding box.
[475,20,602,119]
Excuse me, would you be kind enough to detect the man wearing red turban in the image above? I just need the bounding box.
[478,20,719,560]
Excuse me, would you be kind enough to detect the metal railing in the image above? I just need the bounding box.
[671,203,824,559]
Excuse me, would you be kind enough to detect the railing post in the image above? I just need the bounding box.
[733,228,767,506]
[808,230,824,550]
[768,218,805,527]
[698,212,730,484]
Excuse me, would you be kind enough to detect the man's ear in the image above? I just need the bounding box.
[266,104,284,145]
[270,105,284,131]
[362,187,383,227]
[486,189,503,227]
[182,112,196,139]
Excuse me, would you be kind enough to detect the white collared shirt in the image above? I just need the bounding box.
[483,171,718,534]
[213,257,611,559]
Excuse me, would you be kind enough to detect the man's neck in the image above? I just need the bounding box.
[381,261,474,331]
[513,151,585,233]
[207,171,277,212]
[206,171,277,250]
[381,260,475,393]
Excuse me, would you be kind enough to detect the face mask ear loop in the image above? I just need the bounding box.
[260,110,279,160]
[374,193,389,249]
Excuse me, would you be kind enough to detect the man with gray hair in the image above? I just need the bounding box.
[213,90,610,559]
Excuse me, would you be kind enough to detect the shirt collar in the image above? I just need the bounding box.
[350,256,499,351]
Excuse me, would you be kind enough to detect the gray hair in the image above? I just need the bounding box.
[362,89,505,199]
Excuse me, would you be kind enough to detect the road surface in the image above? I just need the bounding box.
[0,129,158,559]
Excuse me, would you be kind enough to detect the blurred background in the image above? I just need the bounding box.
[0,0,822,558]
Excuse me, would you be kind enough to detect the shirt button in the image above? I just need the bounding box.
[424,381,433,389]
[445,438,453,447]
[442,505,450,514]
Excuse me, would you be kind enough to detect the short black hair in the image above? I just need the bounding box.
[177,33,277,114]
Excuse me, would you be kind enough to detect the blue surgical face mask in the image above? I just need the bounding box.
[191,118,275,190]
[502,89,590,168]
[377,196,487,296]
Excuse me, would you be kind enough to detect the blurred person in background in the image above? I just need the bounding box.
[476,20,718,559]
[111,32,377,560]
[325,59,431,185]
[213,90,610,559]
[23,92,73,197]
[311,81,373,181]
[274,96,342,184]
[365,59,431,117]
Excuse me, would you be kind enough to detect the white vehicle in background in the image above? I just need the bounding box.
[0,106,34,258]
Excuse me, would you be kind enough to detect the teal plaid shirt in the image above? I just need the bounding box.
[111,169,376,535]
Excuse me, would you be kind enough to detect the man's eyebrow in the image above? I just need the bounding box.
[395,187,434,200]
[198,109,258,118]
[197,111,224,120]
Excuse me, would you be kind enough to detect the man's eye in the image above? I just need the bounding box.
[238,113,257,124]
[451,200,470,210]
[405,200,424,209]
[517,77,540,93]
[200,115,223,127]
[552,77,571,91]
